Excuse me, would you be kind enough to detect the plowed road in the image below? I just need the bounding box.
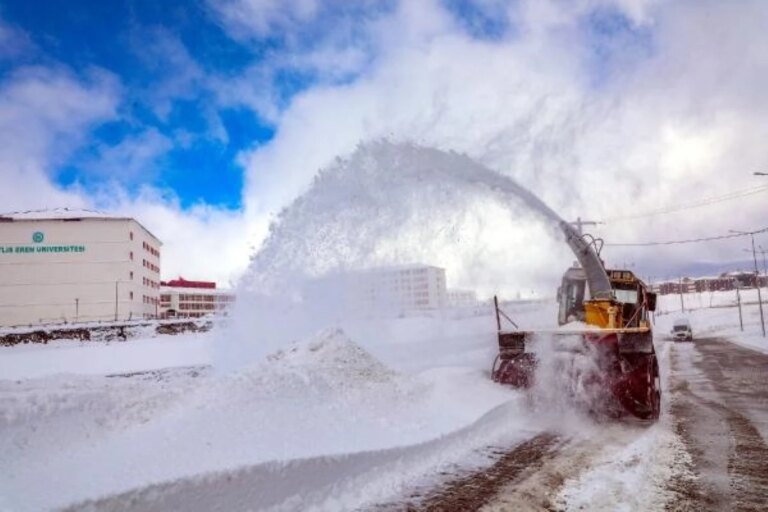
[390,337,768,511]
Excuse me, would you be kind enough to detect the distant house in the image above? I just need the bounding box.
[656,271,766,295]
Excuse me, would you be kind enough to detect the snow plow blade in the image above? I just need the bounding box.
[491,328,661,421]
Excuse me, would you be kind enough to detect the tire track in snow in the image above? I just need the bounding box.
[391,433,561,511]
[668,338,768,511]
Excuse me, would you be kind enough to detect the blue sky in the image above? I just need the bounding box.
[0,0,649,211]
[1,0,276,208]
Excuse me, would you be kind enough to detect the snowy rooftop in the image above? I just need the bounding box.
[0,207,126,221]
[0,207,162,243]
[160,286,236,296]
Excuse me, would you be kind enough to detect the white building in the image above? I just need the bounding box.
[309,264,447,316]
[446,288,479,308]
[159,278,236,318]
[0,208,162,327]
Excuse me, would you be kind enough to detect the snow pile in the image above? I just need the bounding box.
[265,327,398,386]
[0,326,524,512]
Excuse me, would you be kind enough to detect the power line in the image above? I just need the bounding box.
[602,184,768,223]
[605,226,768,247]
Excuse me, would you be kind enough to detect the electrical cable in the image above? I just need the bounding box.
[602,184,768,223]
[605,226,768,247]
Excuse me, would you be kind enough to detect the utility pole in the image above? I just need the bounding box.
[743,246,768,277]
[570,217,602,235]
[75,298,79,323]
[679,276,685,313]
[114,281,119,322]
[735,282,743,331]
[733,229,766,337]
[749,234,766,337]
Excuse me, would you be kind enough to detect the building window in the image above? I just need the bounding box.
[130,291,134,300]
[129,271,133,280]
[130,231,134,241]
[130,251,133,261]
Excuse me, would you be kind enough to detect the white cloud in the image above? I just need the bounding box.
[232,0,768,285]
[0,66,119,209]
[108,188,266,285]
[207,0,320,39]
[79,128,173,181]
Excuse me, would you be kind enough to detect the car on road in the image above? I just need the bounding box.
[671,318,693,341]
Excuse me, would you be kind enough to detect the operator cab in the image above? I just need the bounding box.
[557,266,657,327]
[557,266,588,325]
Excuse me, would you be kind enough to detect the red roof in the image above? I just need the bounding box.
[161,277,216,289]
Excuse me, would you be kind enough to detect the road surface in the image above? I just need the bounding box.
[385,337,768,511]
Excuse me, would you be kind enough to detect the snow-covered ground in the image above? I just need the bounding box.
[0,332,214,379]
[3,288,764,511]
[655,288,768,354]
[0,306,544,512]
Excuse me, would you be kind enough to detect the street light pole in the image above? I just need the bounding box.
[748,234,766,337]
[733,230,766,337]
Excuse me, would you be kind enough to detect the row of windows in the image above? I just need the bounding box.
[179,294,215,302]
[129,232,159,257]
[159,294,236,303]
[142,259,159,273]
[143,277,159,289]
[142,241,159,258]
[179,303,215,311]
[126,290,159,306]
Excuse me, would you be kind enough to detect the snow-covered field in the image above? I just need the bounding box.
[0,305,544,511]
[3,287,766,511]
[655,288,768,354]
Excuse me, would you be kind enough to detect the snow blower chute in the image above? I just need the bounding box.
[491,221,661,421]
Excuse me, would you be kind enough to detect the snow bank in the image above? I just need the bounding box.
[0,327,522,512]
[0,332,215,379]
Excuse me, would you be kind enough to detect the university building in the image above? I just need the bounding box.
[0,208,162,327]
[159,277,236,319]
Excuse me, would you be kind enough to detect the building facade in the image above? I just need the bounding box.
[307,264,448,316]
[159,277,236,318]
[0,208,161,327]
[446,288,479,308]
[654,272,768,295]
